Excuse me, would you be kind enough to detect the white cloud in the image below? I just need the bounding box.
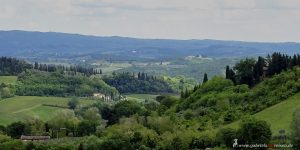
[0,0,300,42]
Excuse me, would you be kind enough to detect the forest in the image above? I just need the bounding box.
[103,72,174,94]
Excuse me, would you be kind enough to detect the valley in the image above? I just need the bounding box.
[0,32,299,149]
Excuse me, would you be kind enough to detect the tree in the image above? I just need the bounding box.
[203,73,208,84]
[253,56,265,83]
[68,97,79,109]
[237,118,272,145]
[291,108,300,149]
[216,128,237,147]
[226,66,236,84]
[0,87,13,99]
[234,58,256,86]
[115,101,142,117]
[6,122,26,138]
[77,120,97,136]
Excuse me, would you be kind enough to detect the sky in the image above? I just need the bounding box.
[0,0,300,42]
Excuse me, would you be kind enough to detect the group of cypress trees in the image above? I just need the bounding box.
[226,52,300,87]
[181,52,300,99]
[0,57,32,75]
[137,72,156,81]
[0,56,105,77]
[33,62,102,76]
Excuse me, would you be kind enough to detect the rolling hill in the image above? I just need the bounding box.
[0,30,300,61]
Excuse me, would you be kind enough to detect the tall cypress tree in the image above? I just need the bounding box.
[203,73,208,84]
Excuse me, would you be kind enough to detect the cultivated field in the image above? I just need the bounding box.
[0,96,96,125]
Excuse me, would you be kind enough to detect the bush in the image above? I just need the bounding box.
[68,97,79,109]
[216,128,237,147]
[189,135,214,149]
[6,121,26,139]
[237,118,272,145]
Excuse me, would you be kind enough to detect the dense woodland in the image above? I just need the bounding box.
[103,72,174,94]
[0,57,32,76]
[0,53,300,149]
[16,70,119,98]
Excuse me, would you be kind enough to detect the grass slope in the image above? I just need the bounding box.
[0,76,17,85]
[224,93,300,135]
[0,96,96,125]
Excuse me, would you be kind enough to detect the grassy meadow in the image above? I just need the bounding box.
[125,94,159,102]
[223,93,300,135]
[0,96,96,125]
[0,76,17,85]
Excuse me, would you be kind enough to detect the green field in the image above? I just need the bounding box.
[0,96,96,125]
[0,76,17,85]
[224,93,300,135]
[125,94,159,102]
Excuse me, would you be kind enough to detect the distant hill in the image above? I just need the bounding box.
[0,30,300,61]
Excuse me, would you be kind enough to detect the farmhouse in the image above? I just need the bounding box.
[93,93,106,99]
[93,93,112,101]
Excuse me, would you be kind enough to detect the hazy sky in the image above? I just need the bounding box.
[0,0,300,42]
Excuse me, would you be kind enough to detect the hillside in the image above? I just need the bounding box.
[0,96,96,125]
[224,93,300,135]
[1,30,300,61]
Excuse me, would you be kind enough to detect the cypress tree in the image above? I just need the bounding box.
[203,73,208,84]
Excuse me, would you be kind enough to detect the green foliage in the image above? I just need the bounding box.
[0,76,17,85]
[291,108,300,149]
[6,121,26,138]
[157,95,178,108]
[0,138,25,150]
[176,67,300,128]
[0,57,32,76]
[189,135,214,150]
[216,128,237,147]
[162,76,197,92]
[68,97,79,109]
[16,70,118,97]
[114,100,142,118]
[103,72,174,94]
[0,87,14,99]
[227,53,300,87]
[237,118,272,145]
[234,58,256,86]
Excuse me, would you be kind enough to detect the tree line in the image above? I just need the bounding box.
[0,56,104,77]
[0,57,32,75]
[226,52,300,87]
[33,62,102,77]
[103,72,174,94]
